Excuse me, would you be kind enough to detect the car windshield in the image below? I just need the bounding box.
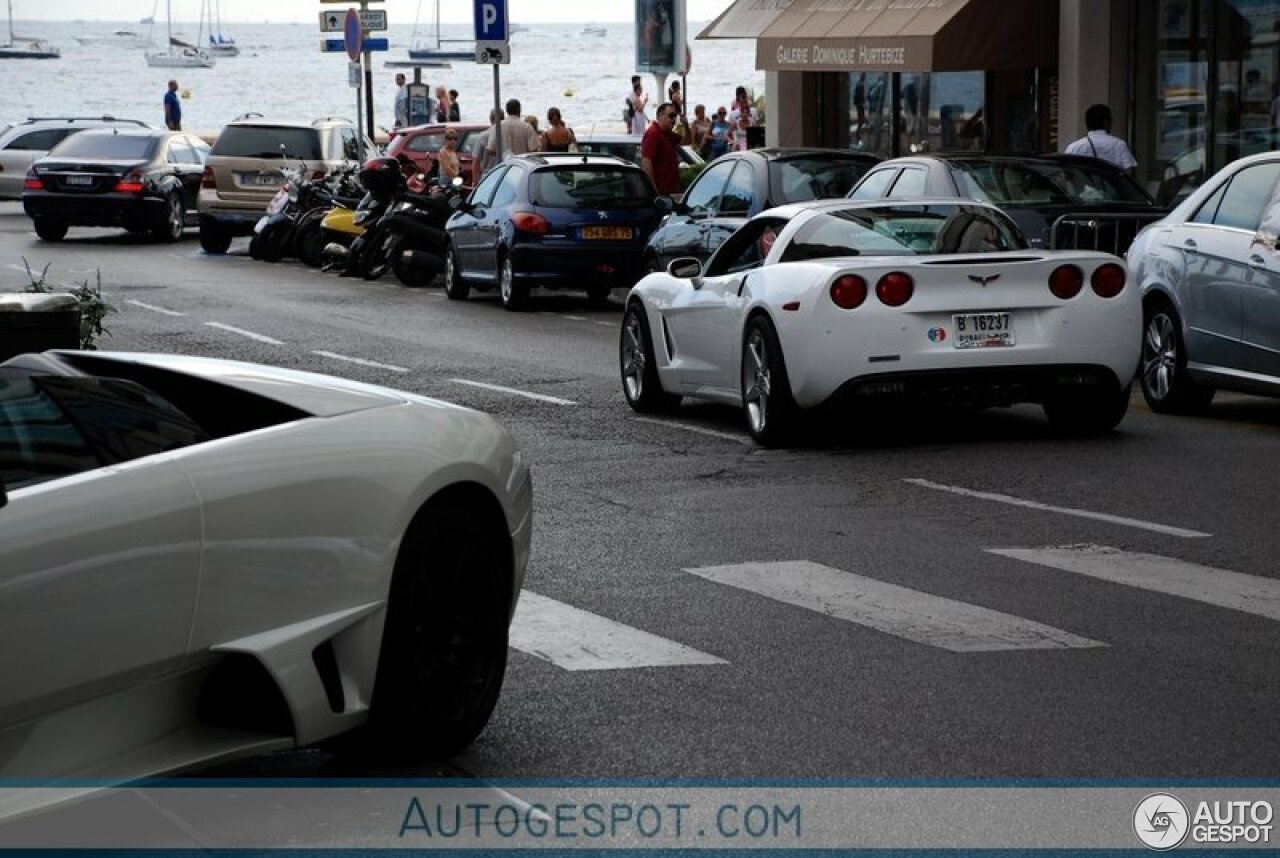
[50,133,156,160]
[770,157,876,204]
[530,166,653,208]
[952,160,1152,205]
[780,203,1027,261]
[212,126,322,160]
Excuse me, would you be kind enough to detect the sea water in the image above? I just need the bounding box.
[0,20,765,136]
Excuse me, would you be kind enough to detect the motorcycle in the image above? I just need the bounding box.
[321,156,408,277]
[287,167,363,268]
[362,174,463,287]
[249,163,308,263]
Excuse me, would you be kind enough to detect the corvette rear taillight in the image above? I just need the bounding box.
[1090,262,1126,298]
[113,169,145,194]
[201,165,216,189]
[875,272,914,307]
[1049,264,1084,300]
[511,210,549,235]
[829,274,867,309]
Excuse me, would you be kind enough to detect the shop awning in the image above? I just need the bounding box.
[702,0,1057,73]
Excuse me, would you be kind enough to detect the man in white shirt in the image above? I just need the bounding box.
[471,107,506,183]
[488,98,541,161]
[1064,103,1137,175]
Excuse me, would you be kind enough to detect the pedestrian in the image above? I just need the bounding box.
[434,86,451,123]
[540,107,577,152]
[732,113,751,151]
[438,128,463,183]
[525,114,540,135]
[448,88,461,122]
[641,101,688,196]
[488,98,541,162]
[708,106,730,158]
[626,75,648,136]
[668,79,683,114]
[163,79,182,131]
[1064,103,1136,175]
[728,85,754,126]
[393,73,408,129]
[690,103,711,158]
[471,107,505,183]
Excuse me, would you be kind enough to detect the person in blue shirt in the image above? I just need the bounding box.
[708,106,730,158]
[164,80,182,131]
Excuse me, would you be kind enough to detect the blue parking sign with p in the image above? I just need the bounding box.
[473,0,507,42]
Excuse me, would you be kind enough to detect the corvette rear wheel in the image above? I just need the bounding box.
[741,315,798,447]
[368,503,509,758]
[1140,299,1215,414]
[1043,383,1132,434]
[620,302,680,413]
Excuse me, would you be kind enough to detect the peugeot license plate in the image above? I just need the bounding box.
[582,226,633,240]
[953,312,1014,348]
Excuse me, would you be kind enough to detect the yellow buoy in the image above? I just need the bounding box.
[181,89,192,99]
[563,87,574,97]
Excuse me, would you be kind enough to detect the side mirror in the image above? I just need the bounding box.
[449,196,466,211]
[668,257,702,280]
[654,196,674,214]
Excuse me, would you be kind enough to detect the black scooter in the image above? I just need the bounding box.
[364,175,463,287]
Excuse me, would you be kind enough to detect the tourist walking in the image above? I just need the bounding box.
[626,75,649,135]
[641,102,688,196]
[471,107,505,183]
[434,86,452,123]
[393,73,408,129]
[708,106,730,158]
[1064,103,1136,175]
[540,107,577,152]
[448,89,461,121]
[488,98,541,161]
[164,80,182,131]
[728,85,754,126]
[690,104,711,158]
[438,128,463,183]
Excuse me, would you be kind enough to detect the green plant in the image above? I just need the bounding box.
[21,259,116,350]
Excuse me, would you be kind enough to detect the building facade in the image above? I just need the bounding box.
[701,0,1280,206]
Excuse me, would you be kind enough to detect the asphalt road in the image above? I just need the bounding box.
[4,206,1280,782]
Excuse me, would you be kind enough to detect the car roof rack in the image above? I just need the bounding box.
[23,116,148,125]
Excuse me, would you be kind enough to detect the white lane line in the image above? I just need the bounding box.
[563,315,587,322]
[510,591,727,670]
[632,416,751,445]
[989,544,1280,622]
[595,320,615,328]
[126,299,186,317]
[903,478,1211,539]
[312,350,410,373]
[448,378,576,405]
[203,322,285,345]
[684,560,1106,652]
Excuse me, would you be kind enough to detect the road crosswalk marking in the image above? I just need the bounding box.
[683,561,1105,653]
[510,591,728,671]
[988,544,1280,621]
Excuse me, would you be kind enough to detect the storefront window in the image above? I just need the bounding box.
[1134,0,1280,207]
[846,71,984,158]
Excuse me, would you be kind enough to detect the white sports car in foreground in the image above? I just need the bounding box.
[0,351,531,815]
[620,199,1140,446]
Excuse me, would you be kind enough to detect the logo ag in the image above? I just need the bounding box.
[1134,793,1190,850]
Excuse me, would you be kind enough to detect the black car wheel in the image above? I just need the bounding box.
[586,284,612,309]
[620,302,681,413]
[34,220,67,242]
[152,193,185,243]
[200,224,232,254]
[445,245,470,300]
[741,315,798,447]
[1140,298,1215,414]
[498,254,528,311]
[367,501,510,759]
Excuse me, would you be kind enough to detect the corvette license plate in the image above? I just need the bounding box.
[953,312,1014,348]
[582,226,633,240]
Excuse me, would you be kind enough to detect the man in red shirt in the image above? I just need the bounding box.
[641,101,688,196]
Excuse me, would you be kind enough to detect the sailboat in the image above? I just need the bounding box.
[145,0,213,67]
[205,0,238,57]
[407,0,474,61]
[0,0,60,59]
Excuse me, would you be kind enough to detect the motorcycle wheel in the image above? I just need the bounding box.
[248,229,266,260]
[363,232,396,281]
[394,253,442,288]
[294,212,327,268]
[260,223,292,263]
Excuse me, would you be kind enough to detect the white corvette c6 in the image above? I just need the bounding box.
[620,199,1141,446]
[0,351,531,814]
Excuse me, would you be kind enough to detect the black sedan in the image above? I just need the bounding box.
[847,153,1167,254]
[643,148,881,270]
[22,128,209,243]
[445,152,662,311]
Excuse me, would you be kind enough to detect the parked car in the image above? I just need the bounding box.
[0,116,151,200]
[445,151,662,310]
[1128,151,1280,413]
[0,349,531,806]
[574,131,705,169]
[384,122,488,185]
[847,153,1167,254]
[621,198,1139,446]
[643,148,881,271]
[21,127,209,242]
[197,116,373,254]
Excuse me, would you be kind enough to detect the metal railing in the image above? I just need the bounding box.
[1049,211,1167,256]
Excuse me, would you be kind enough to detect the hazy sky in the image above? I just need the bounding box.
[37,0,737,24]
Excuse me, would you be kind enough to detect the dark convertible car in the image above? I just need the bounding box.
[847,153,1167,255]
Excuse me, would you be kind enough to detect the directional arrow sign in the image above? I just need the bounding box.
[319,11,344,32]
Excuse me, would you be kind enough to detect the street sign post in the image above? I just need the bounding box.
[473,0,508,42]
[320,9,385,31]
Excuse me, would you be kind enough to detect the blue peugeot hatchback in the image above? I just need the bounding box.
[444,152,661,311]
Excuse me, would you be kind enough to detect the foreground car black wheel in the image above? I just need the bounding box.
[620,302,681,413]
[741,315,798,447]
[1141,299,1215,414]
[200,225,232,254]
[445,245,470,300]
[586,284,612,308]
[34,220,67,242]
[368,502,510,759]
[1043,384,1132,434]
[152,193,185,243]
[499,255,528,311]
